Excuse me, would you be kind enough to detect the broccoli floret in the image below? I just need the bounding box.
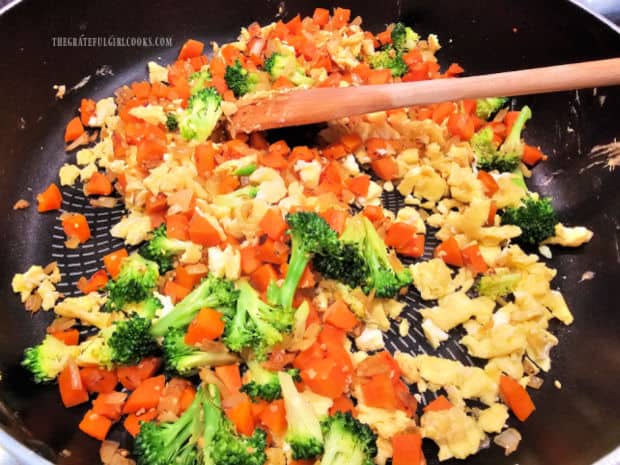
[134,385,206,465]
[166,113,179,131]
[225,280,293,360]
[22,334,79,383]
[240,360,300,402]
[105,254,159,312]
[139,225,200,273]
[477,273,521,299]
[163,328,238,376]
[475,97,508,120]
[179,87,222,143]
[225,59,261,97]
[499,105,532,160]
[189,69,212,94]
[213,185,259,208]
[278,371,324,460]
[201,384,267,465]
[151,274,238,337]
[501,196,558,246]
[124,294,164,320]
[368,48,408,77]
[313,242,368,289]
[320,412,378,465]
[472,127,520,173]
[264,53,313,87]
[267,212,340,310]
[340,216,412,298]
[390,22,420,52]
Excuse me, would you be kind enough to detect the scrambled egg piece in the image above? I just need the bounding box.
[421,292,495,332]
[421,406,485,461]
[11,263,61,311]
[544,223,594,247]
[395,207,426,234]
[111,211,152,245]
[80,163,98,181]
[477,403,508,433]
[89,97,117,127]
[421,319,449,348]
[128,104,167,126]
[76,137,113,166]
[55,293,112,328]
[398,166,447,201]
[147,61,168,83]
[59,164,81,186]
[207,245,241,280]
[356,404,415,440]
[250,167,287,204]
[447,164,484,204]
[294,160,322,189]
[300,390,333,418]
[355,327,385,352]
[411,258,454,300]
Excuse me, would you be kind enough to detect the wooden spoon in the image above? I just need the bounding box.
[230,58,620,134]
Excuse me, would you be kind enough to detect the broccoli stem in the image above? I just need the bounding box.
[276,240,309,310]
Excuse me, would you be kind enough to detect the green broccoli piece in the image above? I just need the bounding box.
[472,127,520,173]
[166,113,179,132]
[477,273,521,299]
[139,225,198,273]
[22,334,79,383]
[151,274,239,337]
[104,254,159,312]
[201,384,267,465]
[475,97,508,120]
[225,280,293,360]
[134,385,206,465]
[390,22,420,52]
[225,59,261,97]
[499,105,532,160]
[312,242,368,289]
[267,212,340,310]
[163,328,238,376]
[240,360,300,402]
[278,371,324,460]
[320,412,378,465]
[368,49,408,77]
[234,163,257,177]
[179,87,222,143]
[340,216,412,298]
[189,69,212,94]
[264,53,314,87]
[501,196,558,246]
[124,294,164,320]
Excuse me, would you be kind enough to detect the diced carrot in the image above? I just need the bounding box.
[322,143,348,160]
[58,359,89,408]
[362,205,384,222]
[221,44,241,65]
[51,329,80,346]
[137,138,166,169]
[329,395,355,415]
[218,174,240,194]
[432,102,455,123]
[504,111,521,135]
[164,280,191,303]
[117,357,162,391]
[258,399,287,436]
[131,81,151,99]
[301,357,347,399]
[293,341,324,371]
[487,200,498,226]
[188,212,221,246]
[92,391,127,421]
[340,133,363,152]
[298,264,316,289]
[392,432,423,465]
[62,213,91,243]
[166,214,190,241]
[367,68,392,85]
[446,62,465,76]
[461,244,488,275]
[500,375,536,421]
[80,367,118,394]
[178,39,204,60]
[371,157,398,181]
[250,263,278,292]
[102,249,128,278]
[64,117,85,143]
[256,238,289,265]
[331,7,351,28]
[319,208,348,235]
[76,269,109,295]
[190,54,209,71]
[123,409,158,437]
[477,170,499,196]
[403,49,423,66]
[215,364,242,392]
[522,144,547,166]
[123,375,166,414]
[272,75,295,90]
[346,174,370,197]
[180,385,196,413]
[195,143,217,175]
[324,299,359,331]
[209,56,226,78]
[79,410,112,441]
[434,237,464,267]
[226,395,254,436]
[376,28,393,46]
[260,208,288,240]
[241,246,262,275]
[184,308,225,345]
[36,183,62,212]
[385,222,417,249]
[174,265,205,290]
[399,235,425,258]
[447,113,475,140]
[80,98,97,126]
[312,7,330,26]
[361,373,400,410]
[259,149,288,169]
[424,395,453,412]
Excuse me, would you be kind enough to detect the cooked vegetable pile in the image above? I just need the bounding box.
[12,7,594,465]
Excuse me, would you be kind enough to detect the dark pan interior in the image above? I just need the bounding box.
[1,0,619,464]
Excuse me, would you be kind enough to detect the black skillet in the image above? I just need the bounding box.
[0,0,619,464]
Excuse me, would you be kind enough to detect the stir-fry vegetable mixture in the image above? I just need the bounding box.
[12,7,594,465]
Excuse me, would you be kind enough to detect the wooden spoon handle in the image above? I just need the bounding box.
[231,58,620,133]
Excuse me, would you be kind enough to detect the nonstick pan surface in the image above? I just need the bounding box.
[0,1,619,464]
